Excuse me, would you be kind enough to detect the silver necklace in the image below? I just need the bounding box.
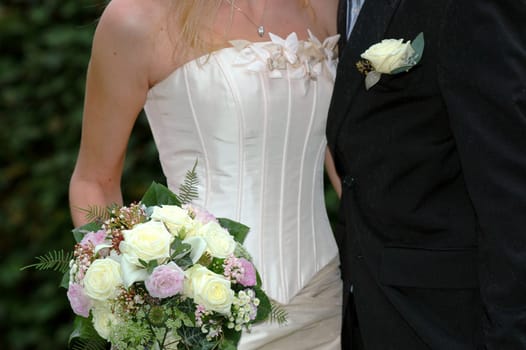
[225,0,269,37]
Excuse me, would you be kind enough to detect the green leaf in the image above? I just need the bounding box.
[79,204,112,223]
[68,316,107,350]
[70,338,108,350]
[60,270,70,289]
[177,326,217,349]
[20,250,74,273]
[217,218,250,244]
[170,238,191,258]
[269,301,288,326]
[390,32,425,75]
[389,65,414,75]
[255,269,263,288]
[253,286,272,323]
[178,160,199,204]
[140,181,182,207]
[220,328,241,350]
[410,32,425,65]
[207,257,226,275]
[138,258,159,274]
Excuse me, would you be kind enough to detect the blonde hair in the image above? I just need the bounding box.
[171,0,313,53]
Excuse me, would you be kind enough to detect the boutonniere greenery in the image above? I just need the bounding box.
[356,32,425,90]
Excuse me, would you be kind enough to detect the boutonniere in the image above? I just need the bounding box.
[356,32,425,90]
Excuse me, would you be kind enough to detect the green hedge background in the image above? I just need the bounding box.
[0,1,339,349]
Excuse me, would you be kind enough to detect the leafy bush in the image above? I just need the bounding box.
[0,1,162,349]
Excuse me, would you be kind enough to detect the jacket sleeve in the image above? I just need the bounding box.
[438,0,526,348]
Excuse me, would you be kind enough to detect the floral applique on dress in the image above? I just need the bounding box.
[230,31,340,93]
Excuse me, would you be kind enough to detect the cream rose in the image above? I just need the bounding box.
[92,303,120,340]
[119,220,173,266]
[83,258,123,301]
[150,205,197,237]
[361,38,415,74]
[197,221,236,258]
[184,264,234,315]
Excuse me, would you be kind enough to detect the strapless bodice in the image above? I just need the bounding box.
[144,32,339,303]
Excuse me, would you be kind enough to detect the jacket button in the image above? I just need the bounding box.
[342,175,356,188]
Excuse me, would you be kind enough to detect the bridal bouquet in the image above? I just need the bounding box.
[25,170,283,350]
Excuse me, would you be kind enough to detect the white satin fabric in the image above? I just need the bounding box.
[144,32,340,307]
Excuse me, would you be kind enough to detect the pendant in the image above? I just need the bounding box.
[257,25,265,37]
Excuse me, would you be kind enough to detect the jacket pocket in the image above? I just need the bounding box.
[379,246,479,289]
[372,63,423,92]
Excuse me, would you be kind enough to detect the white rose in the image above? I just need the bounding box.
[184,264,234,315]
[92,303,120,340]
[197,221,236,258]
[151,205,197,237]
[119,220,173,266]
[361,39,415,74]
[83,258,123,301]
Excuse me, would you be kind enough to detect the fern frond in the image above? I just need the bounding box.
[78,204,113,223]
[178,160,199,204]
[21,250,74,273]
[269,301,288,326]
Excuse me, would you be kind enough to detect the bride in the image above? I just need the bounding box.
[69,0,342,348]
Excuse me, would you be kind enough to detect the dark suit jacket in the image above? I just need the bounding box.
[327,0,526,349]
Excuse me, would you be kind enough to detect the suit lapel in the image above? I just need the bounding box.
[328,0,402,153]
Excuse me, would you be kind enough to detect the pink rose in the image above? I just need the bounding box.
[145,262,185,299]
[80,230,108,249]
[183,204,217,224]
[238,258,257,287]
[67,283,92,318]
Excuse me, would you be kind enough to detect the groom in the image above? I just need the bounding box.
[327,0,526,349]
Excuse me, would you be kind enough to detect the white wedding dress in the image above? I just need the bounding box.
[144,32,341,349]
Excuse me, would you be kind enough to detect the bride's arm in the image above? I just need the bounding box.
[325,148,341,198]
[69,0,156,227]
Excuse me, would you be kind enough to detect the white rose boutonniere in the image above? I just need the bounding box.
[357,32,425,90]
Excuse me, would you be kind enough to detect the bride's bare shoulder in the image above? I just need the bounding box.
[94,0,169,51]
[90,0,179,85]
[94,0,177,58]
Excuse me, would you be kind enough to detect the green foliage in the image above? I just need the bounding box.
[80,204,115,224]
[70,339,108,350]
[69,316,107,350]
[170,238,193,269]
[252,286,271,323]
[269,301,289,326]
[1,1,163,349]
[178,160,199,205]
[217,218,250,244]
[141,182,182,207]
[21,250,74,273]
